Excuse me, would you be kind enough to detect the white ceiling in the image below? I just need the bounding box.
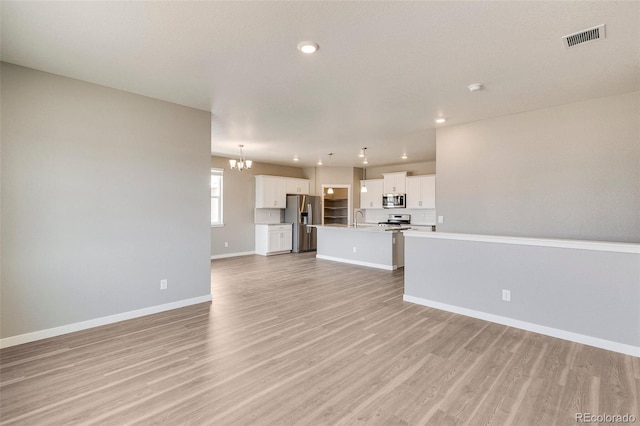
[2,1,638,168]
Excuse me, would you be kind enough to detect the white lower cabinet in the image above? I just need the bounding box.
[255,224,292,256]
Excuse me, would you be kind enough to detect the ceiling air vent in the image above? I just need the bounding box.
[562,24,606,49]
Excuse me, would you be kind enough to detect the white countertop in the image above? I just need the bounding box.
[313,224,408,233]
[402,231,640,253]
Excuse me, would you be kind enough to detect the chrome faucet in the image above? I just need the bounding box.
[354,209,365,228]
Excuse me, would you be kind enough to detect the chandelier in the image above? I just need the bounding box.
[229,144,252,171]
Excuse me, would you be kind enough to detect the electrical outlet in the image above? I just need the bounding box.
[502,289,511,302]
[160,279,168,290]
[224,241,229,247]
[353,246,357,253]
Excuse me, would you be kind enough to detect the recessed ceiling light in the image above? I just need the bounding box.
[401,154,408,160]
[468,83,483,92]
[297,41,319,54]
[317,160,323,165]
[293,155,299,162]
[435,117,446,124]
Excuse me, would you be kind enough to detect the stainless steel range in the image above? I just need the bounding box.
[378,214,411,230]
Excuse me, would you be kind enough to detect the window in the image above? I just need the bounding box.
[211,168,223,226]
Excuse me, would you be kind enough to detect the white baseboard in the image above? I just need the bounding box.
[211,251,255,259]
[403,294,640,358]
[316,254,395,271]
[0,295,212,349]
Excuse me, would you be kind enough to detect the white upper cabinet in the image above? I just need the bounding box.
[406,175,435,209]
[285,178,310,195]
[383,172,407,194]
[255,175,287,208]
[360,179,384,208]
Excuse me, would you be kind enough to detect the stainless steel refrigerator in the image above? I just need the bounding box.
[285,194,321,253]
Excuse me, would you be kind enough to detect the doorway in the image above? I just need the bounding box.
[321,185,351,226]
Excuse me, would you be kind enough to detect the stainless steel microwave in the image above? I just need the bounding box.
[382,194,406,209]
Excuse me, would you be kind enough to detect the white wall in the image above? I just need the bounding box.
[435,91,640,243]
[1,63,212,340]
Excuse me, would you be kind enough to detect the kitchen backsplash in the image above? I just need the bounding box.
[362,208,436,225]
[255,208,284,224]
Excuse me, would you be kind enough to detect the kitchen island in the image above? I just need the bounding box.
[314,224,405,270]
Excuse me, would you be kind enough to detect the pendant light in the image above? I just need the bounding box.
[327,153,334,195]
[229,144,252,171]
[361,147,368,193]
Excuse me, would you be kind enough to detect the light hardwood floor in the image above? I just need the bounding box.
[1,253,639,425]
